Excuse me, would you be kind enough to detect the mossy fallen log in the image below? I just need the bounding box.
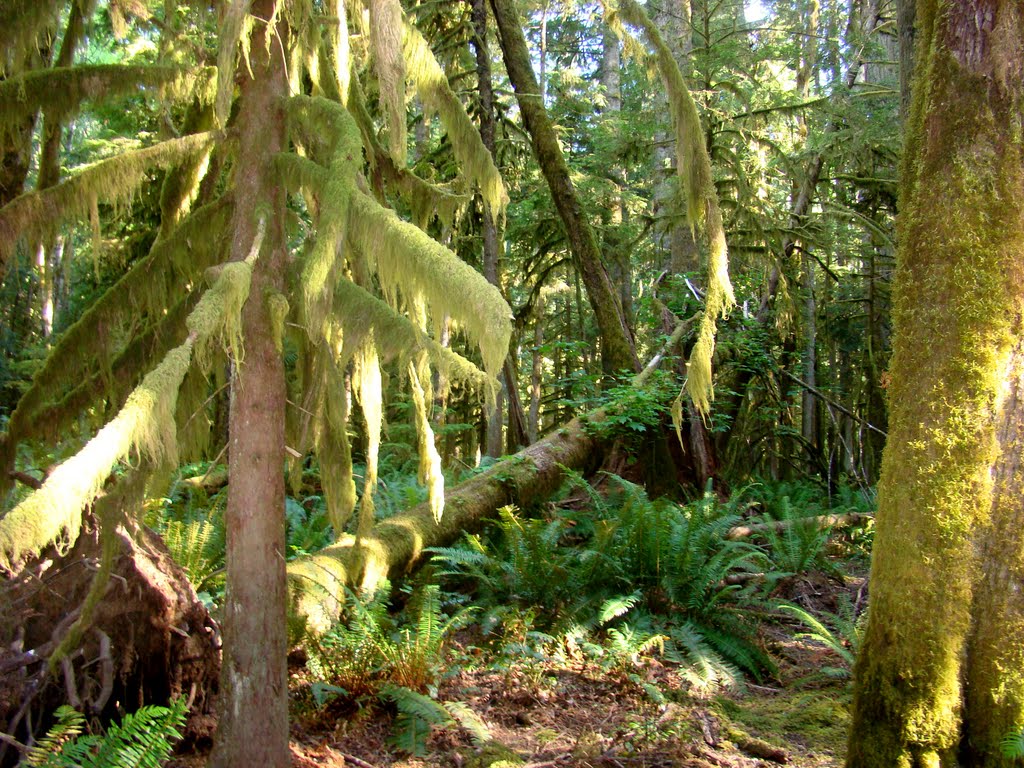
[287,412,609,635]
[287,319,695,635]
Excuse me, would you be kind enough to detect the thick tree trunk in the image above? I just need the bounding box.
[209,1,290,766]
[963,339,1024,764]
[489,0,639,376]
[846,2,1024,764]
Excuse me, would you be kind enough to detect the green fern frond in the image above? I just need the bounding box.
[444,701,490,745]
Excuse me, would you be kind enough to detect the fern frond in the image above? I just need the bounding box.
[443,701,490,745]
[381,684,452,726]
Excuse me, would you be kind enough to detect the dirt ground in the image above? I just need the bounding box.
[168,571,861,768]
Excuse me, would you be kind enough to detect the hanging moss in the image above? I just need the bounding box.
[282,95,363,337]
[0,341,194,573]
[612,0,734,416]
[0,64,217,144]
[328,0,350,104]
[214,0,253,127]
[347,189,511,380]
[0,0,63,74]
[0,198,233,497]
[0,130,222,271]
[188,260,253,370]
[408,360,444,523]
[403,21,508,222]
[319,354,357,533]
[332,271,492,393]
[353,341,383,538]
[369,0,407,166]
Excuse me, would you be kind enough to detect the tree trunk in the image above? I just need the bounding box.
[489,0,639,376]
[846,1,1024,763]
[208,1,290,766]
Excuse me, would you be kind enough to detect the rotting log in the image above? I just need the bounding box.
[0,521,220,757]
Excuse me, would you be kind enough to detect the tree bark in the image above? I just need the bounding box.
[489,0,639,376]
[209,1,290,766]
[846,1,1024,763]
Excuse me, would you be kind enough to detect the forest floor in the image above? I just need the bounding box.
[170,571,860,768]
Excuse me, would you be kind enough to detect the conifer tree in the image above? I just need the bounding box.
[0,1,511,764]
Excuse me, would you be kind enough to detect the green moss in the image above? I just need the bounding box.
[716,689,850,756]
[369,0,407,166]
[0,130,222,270]
[0,64,216,144]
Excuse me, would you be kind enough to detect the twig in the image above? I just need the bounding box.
[0,732,27,752]
[8,470,43,490]
[337,753,379,768]
[777,368,887,436]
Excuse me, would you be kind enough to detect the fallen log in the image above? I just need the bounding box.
[725,512,873,541]
[287,412,609,634]
[287,322,696,635]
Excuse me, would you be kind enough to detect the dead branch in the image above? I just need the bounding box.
[726,512,873,541]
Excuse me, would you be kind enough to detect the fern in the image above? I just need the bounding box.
[1001,726,1024,758]
[778,598,863,678]
[758,496,833,577]
[161,518,218,588]
[28,698,186,768]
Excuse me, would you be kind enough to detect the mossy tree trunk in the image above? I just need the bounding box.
[208,2,290,766]
[489,0,639,377]
[846,2,1024,765]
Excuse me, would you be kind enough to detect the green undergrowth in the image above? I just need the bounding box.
[715,687,852,758]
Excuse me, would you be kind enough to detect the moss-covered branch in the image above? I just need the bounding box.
[348,188,512,379]
[0,64,216,141]
[0,197,233,496]
[0,236,254,573]
[0,130,222,271]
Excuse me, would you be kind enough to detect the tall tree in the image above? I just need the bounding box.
[846,1,1024,764]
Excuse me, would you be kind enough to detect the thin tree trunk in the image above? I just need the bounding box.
[209,1,290,765]
[490,0,639,376]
